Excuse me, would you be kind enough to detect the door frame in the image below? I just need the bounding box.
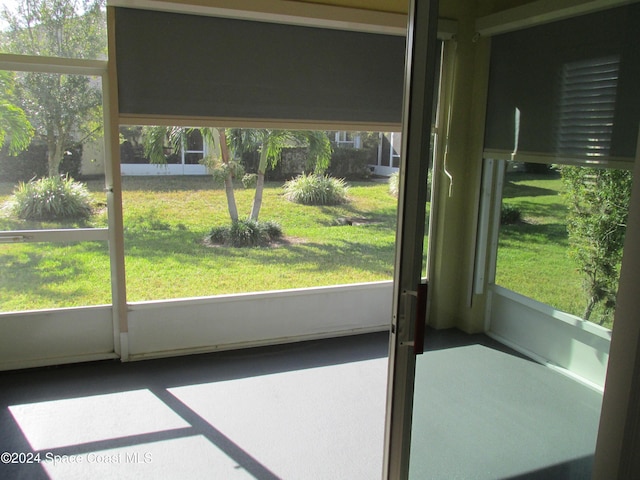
[382,0,441,477]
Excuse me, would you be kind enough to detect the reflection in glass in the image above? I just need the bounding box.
[495,165,631,329]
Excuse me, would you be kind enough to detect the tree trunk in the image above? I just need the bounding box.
[250,144,269,221]
[583,296,596,321]
[219,129,238,222]
[250,172,265,221]
[47,135,63,177]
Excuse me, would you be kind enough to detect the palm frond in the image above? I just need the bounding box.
[296,130,332,173]
[141,125,169,164]
[0,103,34,155]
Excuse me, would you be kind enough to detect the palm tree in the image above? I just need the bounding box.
[142,126,240,222]
[0,71,34,156]
[142,126,332,223]
[227,129,332,220]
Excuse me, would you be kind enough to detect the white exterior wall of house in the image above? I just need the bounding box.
[81,139,107,176]
[371,132,401,176]
[120,163,209,175]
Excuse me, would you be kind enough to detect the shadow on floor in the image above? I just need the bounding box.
[0,329,601,479]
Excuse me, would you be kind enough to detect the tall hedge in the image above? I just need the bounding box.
[0,140,82,182]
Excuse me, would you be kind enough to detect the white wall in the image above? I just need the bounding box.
[127,281,392,360]
[0,282,392,369]
[120,164,209,176]
[80,139,107,176]
[0,306,117,370]
[488,285,611,389]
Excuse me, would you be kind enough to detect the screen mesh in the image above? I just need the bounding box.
[115,8,406,126]
[484,4,640,161]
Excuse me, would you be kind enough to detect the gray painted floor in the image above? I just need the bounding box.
[410,333,603,479]
[0,330,602,479]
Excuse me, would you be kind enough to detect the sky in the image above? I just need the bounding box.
[0,0,98,31]
[0,0,19,30]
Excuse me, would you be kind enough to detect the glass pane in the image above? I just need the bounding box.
[495,164,632,329]
[121,126,398,302]
[0,241,111,312]
[0,0,107,60]
[0,71,106,231]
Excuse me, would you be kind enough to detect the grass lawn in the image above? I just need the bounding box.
[120,176,399,302]
[496,171,613,328]
[0,176,399,310]
[0,172,614,329]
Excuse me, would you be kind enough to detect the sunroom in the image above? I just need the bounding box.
[0,0,639,478]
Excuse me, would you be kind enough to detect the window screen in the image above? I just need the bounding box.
[484,3,640,161]
[114,8,406,126]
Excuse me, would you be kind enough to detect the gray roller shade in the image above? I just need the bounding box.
[114,7,406,125]
[484,3,640,161]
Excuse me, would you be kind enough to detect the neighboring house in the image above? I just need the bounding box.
[373,132,402,176]
[333,130,362,148]
[120,129,210,176]
[118,129,398,177]
[331,130,402,177]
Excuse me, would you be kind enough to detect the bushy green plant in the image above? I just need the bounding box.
[207,218,283,247]
[204,157,245,185]
[242,173,257,189]
[6,175,93,220]
[0,140,83,182]
[327,147,374,179]
[562,166,632,324]
[500,203,521,224]
[283,173,348,206]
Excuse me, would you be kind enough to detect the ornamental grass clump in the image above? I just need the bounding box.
[207,218,283,247]
[389,172,399,198]
[7,175,93,221]
[283,173,348,206]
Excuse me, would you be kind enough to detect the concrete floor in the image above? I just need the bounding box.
[0,330,602,479]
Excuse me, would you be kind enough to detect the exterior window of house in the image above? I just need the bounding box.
[183,129,205,165]
[119,127,209,175]
[334,131,361,149]
[388,132,401,168]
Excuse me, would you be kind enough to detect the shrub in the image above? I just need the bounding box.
[0,141,82,182]
[6,175,93,221]
[327,147,374,179]
[562,166,631,324]
[205,157,245,185]
[500,203,521,225]
[242,173,257,189]
[283,173,348,205]
[207,218,283,247]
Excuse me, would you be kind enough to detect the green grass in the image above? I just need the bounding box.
[496,172,613,328]
[0,176,399,310]
[0,173,615,328]
[120,177,398,302]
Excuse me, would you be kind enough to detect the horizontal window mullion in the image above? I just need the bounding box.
[0,53,107,76]
[0,228,109,244]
